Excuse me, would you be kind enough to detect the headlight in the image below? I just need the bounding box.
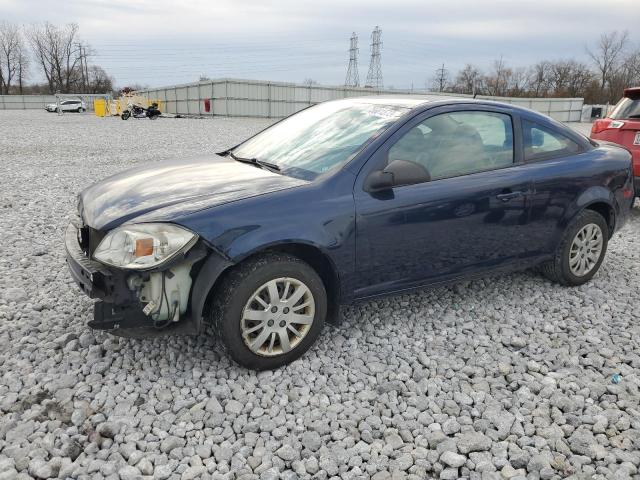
[93,223,197,270]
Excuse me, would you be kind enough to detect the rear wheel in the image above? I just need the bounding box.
[212,253,326,370]
[541,209,608,286]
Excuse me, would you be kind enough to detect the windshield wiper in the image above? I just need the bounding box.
[228,151,280,171]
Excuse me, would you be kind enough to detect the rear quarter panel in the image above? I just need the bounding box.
[526,145,632,255]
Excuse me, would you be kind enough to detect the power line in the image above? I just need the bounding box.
[365,26,383,89]
[344,32,359,87]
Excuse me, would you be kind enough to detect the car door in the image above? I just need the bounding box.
[518,118,590,254]
[352,105,534,298]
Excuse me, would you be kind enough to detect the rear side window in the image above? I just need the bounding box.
[609,97,640,120]
[522,120,581,162]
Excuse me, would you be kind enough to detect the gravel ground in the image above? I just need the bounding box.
[1,111,639,480]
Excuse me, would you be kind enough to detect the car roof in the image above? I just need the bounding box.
[338,95,552,120]
[336,95,590,148]
[333,95,545,116]
[333,95,461,108]
[623,87,640,99]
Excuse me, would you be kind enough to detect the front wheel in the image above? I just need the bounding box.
[541,209,609,286]
[121,111,131,120]
[212,253,327,370]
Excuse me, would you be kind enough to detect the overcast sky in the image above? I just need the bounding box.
[1,0,638,89]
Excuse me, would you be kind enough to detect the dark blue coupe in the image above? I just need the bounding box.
[66,96,635,369]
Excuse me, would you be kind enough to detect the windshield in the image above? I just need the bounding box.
[609,97,640,120]
[232,100,409,180]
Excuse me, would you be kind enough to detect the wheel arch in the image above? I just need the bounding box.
[237,241,342,325]
[574,185,616,238]
[194,241,342,331]
[583,201,615,237]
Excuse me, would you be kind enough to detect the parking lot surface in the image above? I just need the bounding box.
[0,111,639,480]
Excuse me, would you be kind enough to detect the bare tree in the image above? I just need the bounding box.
[484,56,512,97]
[27,22,83,93]
[87,65,113,93]
[509,67,529,96]
[16,39,29,94]
[606,48,640,101]
[453,64,482,95]
[587,30,629,94]
[527,61,552,97]
[548,60,593,97]
[0,22,25,94]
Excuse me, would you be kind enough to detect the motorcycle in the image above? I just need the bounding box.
[121,102,161,120]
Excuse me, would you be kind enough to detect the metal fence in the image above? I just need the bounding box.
[0,94,107,111]
[136,78,584,122]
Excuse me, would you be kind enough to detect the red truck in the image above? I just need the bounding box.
[591,87,640,196]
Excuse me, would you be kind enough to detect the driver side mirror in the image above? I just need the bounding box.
[364,159,431,192]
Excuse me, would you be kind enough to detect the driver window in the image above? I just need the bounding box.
[388,111,514,181]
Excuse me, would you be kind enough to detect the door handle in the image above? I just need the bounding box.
[496,191,525,202]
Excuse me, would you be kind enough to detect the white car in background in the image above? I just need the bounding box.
[45,99,87,113]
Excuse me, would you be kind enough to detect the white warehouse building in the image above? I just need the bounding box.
[135,78,584,122]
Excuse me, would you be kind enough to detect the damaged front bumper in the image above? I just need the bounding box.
[65,222,225,335]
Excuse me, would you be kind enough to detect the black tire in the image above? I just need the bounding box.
[541,209,609,286]
[121,111,130,120]
[211,253,327,370]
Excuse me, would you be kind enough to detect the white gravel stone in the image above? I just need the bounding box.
[0,112,638,479]
[456,432,492,454]
[118,464,142,480]
[301,431,321,451]
[440,451,466,468]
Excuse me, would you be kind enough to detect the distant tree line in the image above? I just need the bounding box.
[431,31,639,104]
[0,21,114,95]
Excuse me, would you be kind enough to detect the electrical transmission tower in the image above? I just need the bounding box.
[344,32,359,87]
[434,63,449,92]
[75,43,90,93]
[365,26,383,89]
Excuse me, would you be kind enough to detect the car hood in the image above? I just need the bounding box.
[79,155,309,230]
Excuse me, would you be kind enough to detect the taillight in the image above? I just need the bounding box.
[591,119,611,134]
[591,119,625,135]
